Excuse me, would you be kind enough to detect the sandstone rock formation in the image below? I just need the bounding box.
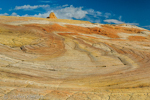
[0,16,150,100]
[47,12,57,19]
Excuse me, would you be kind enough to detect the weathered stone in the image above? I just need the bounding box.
[0,16,150,100]
[48,12,57,19]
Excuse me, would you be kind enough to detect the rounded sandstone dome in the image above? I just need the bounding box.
[49,12,57,19]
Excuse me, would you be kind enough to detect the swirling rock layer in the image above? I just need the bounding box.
[0,16,150,100]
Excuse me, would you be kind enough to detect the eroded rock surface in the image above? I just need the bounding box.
[0,16,150,100]
[48,12,57,19]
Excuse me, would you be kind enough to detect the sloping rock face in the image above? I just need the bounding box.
[0,16,150,100]
[49,12,57,19]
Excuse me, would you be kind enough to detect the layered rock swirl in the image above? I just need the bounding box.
[0,16,150,100]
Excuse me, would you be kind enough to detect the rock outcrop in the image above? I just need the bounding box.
[47,12,57,19]
[0,16,150,100]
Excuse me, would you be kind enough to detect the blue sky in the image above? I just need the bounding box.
[0,0,150,30]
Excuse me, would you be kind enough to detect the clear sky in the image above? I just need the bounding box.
[0,0,150,29]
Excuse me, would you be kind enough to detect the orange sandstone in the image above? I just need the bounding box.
[0,16,150,100]
[48,12,57,19]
